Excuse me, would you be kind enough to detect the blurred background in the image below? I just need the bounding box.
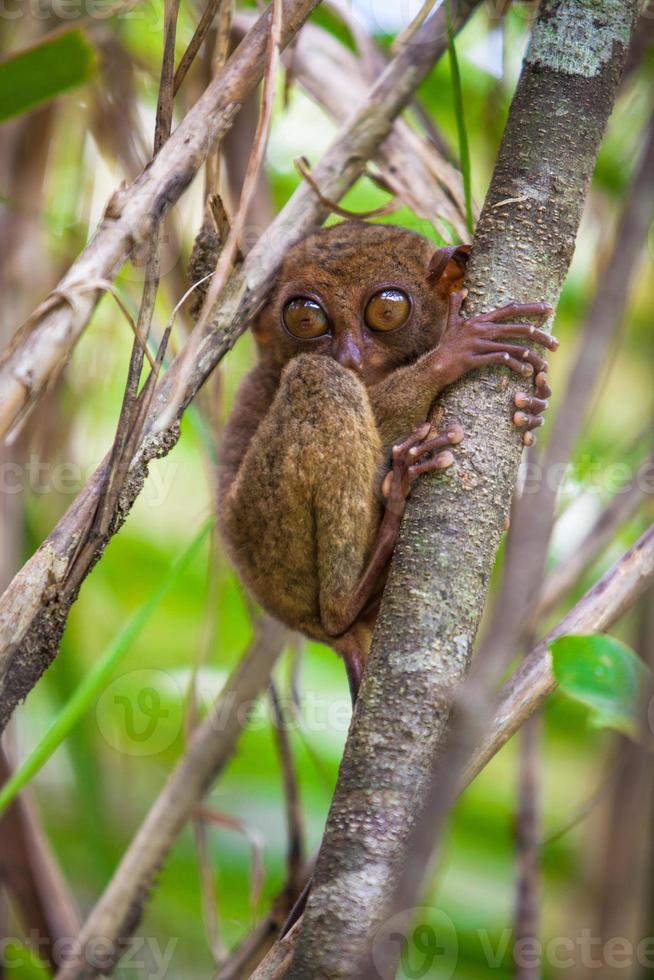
[1,1,653,977]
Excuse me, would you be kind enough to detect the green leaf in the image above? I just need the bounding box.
[0,28,97,123]
[0,519,212,817]
[550,634,652,737]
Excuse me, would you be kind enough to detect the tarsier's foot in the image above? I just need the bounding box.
[381,421,465,517]
[441,291,557,446]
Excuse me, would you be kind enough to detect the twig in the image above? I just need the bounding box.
[193,817,226,965]
[195,805,266,915]
[54,617,288,979]
[535,446,654,621]
[283,4,640,975]
[269,682,305,902]
[0,748,81,970]
[0,0,322,443]
[293,155,399,220]
[205,0,236,197]
[160,0,283,432]
[65,0,181,591]
[215,857,315,980]
[513,713,541,980]
[462,525,654,788]
[476,109,654,688]
[0,0,481,737]
[236,10,472,239]
[174,0,225,95]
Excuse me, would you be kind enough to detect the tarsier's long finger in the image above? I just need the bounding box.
[513,411,544,431]
[477,322,559,351]
[472,301,553,323]
[408,424,465,462]
[409,451,455,478]
[523,431,537,447]
[472,351,535,377]
[514,392,548,413]
[475,340,549,374]
[391,422,431,462]
[535,371,552,399]
[448,288,467,321]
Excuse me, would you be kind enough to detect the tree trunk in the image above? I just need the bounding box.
[287,3,640,977]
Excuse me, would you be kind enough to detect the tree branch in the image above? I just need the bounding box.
[286,4,640,976]
[463,523,654,787]
[0,0,479,736]
[535,445,654,621]
[0,0,321,443]
[54,617,288,979]
[477,105,654,681]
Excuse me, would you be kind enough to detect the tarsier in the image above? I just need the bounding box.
[218,222,556,699]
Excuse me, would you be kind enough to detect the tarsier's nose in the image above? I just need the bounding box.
[334,332,364,375]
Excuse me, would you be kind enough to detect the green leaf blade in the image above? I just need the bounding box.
[0,519,212,817]
[0,28,97,123]
[550,633,652,737]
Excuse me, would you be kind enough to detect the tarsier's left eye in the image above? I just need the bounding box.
[283,297,329,339]
[364,288,411,332]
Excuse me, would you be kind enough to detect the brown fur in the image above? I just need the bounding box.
[218,221,467,671]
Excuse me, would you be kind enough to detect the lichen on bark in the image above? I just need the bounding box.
[287,2,640,977]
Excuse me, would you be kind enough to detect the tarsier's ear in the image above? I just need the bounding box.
[427,244,472,298]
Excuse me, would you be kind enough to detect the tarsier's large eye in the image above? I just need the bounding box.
[282,297,329,339]
[364,288,411,332]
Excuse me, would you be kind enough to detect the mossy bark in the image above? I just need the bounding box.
[287,2,640,977]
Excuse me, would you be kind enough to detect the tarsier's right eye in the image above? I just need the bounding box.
[282,297,329,339]
[364,288,411,332]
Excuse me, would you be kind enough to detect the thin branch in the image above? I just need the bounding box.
[462,524,654,789]
[0,748,81,970]
[215,857,315,980]
[160,0,283,431]
[66,0,181,591]
[0,0,322,442]
[269,683,305,903]
[194,805,265,916]
[293,155,399,220]
[54,617,288,980]
[476,108,654,683]
[535,446,654,622]
[173,0,225,96]
[284,4,640,975]
[513,714,542,980]
[0,0,481,738]
[237,10,471,239]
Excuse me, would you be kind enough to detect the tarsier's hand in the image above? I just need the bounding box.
[434,289,558,446]
[513,371,552,446]
[381,421,465,517]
